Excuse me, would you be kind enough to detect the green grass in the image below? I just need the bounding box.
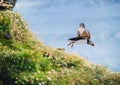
[0,10,120,85]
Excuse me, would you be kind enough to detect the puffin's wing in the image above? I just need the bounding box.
[87,30,91,39]
[78,29,91,39]
[77,30,81,37]
[83,29,91,39]
[77,23,91,39]
[77,23,86,37]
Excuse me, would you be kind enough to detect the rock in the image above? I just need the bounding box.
[0,0,17,10]
[57,48,65,51]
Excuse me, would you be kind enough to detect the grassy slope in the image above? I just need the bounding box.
[0,11,120,85]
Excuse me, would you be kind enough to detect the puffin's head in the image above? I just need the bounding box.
[87,40,94,46]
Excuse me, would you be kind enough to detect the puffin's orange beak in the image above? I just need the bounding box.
[91,43,94,46]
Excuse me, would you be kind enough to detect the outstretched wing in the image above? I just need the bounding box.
[85,29,91,39]
[77,23,86,37]
[77,30,81,37]
[78,29,91,39]
[77,23,91,39]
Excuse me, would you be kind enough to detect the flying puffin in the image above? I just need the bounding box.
[68,23,94,48]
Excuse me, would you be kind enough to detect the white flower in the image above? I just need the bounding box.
[47,76,51,81]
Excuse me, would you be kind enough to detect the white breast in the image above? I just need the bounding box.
[75,39,87,44]
[68,39,87,44]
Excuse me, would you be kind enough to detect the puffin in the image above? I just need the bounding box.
[68,23,94,48]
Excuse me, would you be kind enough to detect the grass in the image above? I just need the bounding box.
[0,10,120,85]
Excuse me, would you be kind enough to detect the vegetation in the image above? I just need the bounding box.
[0,11,120,85]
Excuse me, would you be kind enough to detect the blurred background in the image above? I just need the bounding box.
[14,0,120,72]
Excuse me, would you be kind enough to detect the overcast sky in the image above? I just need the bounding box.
[14,0,120,72]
